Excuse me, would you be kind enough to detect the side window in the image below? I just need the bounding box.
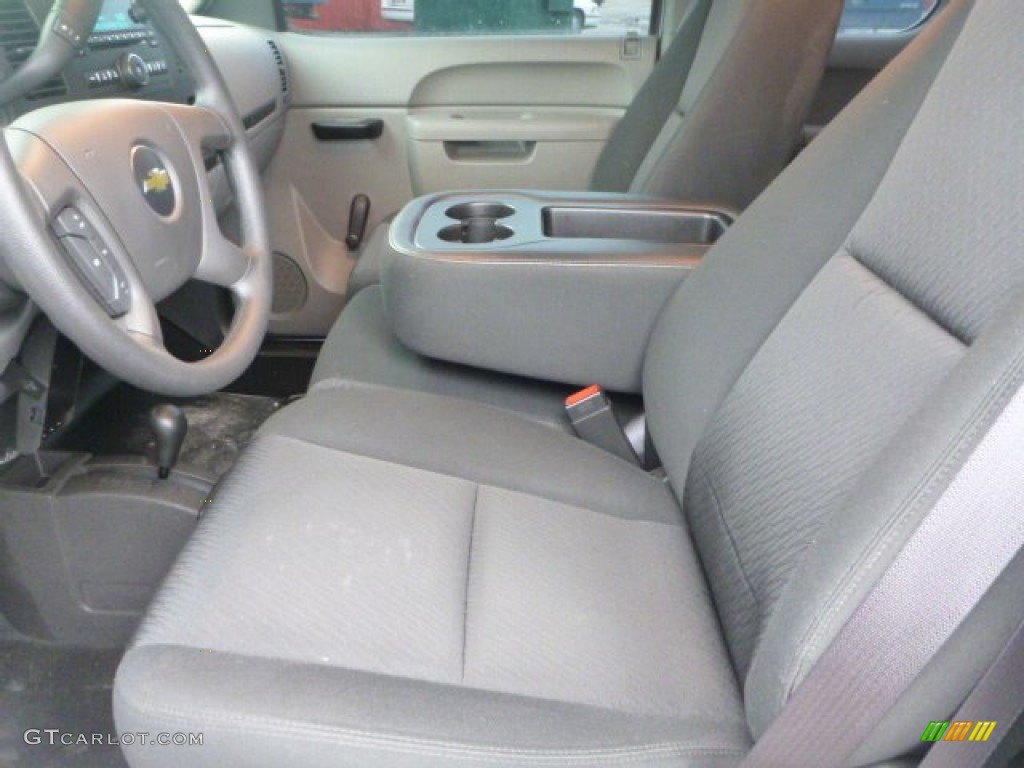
[281,0,653,37]
[839,0,940,33]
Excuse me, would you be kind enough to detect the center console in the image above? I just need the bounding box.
[420,196,730,249]
[382,190,734,393]
[0,451,209,647]
[74,0,192,103]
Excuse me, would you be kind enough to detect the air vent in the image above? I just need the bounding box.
[266,39,289,96]
[0,0,37,68]
[25,76,68,100]
[0,0,68,101]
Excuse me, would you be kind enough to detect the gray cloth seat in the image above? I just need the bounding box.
[115,1,1024,767]
[115,388,751,767]
[347,0,843,296]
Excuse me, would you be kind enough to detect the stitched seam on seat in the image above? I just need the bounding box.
[297,381,631,465]
[118,691,746,763]
[260,433,681,528]
[310,377,568,432]
[462,485,479,685]
[844,245,968,346]
[783,346,1024,705]
[693,453,759,665]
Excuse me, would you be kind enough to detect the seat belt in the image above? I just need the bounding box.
[740,373,1024,768]
[918,612,1024,768]
[565,386,642,466]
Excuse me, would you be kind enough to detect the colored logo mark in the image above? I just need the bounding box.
[921,721,997,743]
[143,168,171,196]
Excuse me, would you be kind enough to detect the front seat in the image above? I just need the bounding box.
[346,0,844,296]
[114,1,1024,767]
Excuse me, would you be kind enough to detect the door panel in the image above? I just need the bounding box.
[263,107,414,335]
[263,33,657,336]
[407,105,620,196]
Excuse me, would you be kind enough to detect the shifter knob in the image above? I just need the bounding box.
[149,404,187,480]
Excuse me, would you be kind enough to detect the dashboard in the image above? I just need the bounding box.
[2,0,196,123]
[2,1,291,152]
[0,0,291,200]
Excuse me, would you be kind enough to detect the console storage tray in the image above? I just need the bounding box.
[384,190,735,392]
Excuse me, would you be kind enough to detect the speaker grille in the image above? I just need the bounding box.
[272,253,308,314]
[266,39,289,95]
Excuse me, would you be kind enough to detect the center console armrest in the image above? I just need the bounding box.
[382,190,734,393]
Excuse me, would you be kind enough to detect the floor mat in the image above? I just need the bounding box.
[0,639,126,768]
[57,387,282,482]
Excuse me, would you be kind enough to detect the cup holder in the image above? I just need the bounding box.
[446,202,515,221]
[439,201,516,244]
[439,221,514,244]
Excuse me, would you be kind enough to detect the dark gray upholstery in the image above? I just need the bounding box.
[116,389,749,768]
[644,0,1024,758]
[116,1,1024,766]
[643,0,974,505]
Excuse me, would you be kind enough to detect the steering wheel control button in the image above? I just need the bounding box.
[53,15,86,48]
[52,209,132,318]
[131,146,177,218]
[53,208,90,237]
[117,53,151,89]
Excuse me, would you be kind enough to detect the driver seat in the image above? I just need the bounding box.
[114,1,1024,766]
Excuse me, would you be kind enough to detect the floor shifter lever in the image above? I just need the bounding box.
[149,404,188,480]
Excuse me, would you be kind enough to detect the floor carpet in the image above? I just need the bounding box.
[0,636,127,768]
[57,387,282,481]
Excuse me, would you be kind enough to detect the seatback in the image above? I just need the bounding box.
[643,0,1024,762]
[590,0,842,211]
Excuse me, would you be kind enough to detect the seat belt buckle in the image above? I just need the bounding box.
[566,385,641,466]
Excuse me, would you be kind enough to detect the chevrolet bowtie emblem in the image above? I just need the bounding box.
[143,167,171,196]
[132,147,176,217]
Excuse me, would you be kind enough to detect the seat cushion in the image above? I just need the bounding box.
[114,387,749,768]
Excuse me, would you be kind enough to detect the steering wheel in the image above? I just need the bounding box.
[0,0,271,396]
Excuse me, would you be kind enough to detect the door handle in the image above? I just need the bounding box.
[311,119,385,142]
